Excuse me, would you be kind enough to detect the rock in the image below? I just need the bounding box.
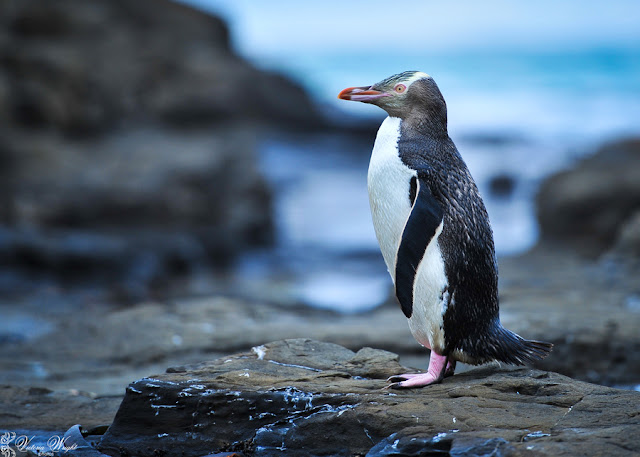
[98,339,640,457]
[498,248,640,388]
[536,137,640,257]
[488,173,516,198]
[0,126,272,298]
[610,210,640,260]
[0,0,324,134]
[0,385,120,431]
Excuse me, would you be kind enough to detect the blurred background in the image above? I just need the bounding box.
[181,0,640,311]
[0,0,639,403]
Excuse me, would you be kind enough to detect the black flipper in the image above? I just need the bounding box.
[395,175,444,318]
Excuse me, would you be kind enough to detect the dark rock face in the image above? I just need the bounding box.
[0,0,322,134]
[98,339,640,457]
[536,138,640,257]
[488,173,516,198]
[0,127,272,296]
[0,0,327,295]
[611,210,640,260]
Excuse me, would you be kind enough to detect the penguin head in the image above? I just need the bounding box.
[339,71,447,128]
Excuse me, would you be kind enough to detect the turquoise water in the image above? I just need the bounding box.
[263,48,640,142]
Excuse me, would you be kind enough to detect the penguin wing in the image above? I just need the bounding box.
[395,175,444,318]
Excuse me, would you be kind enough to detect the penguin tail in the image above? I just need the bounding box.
[490,325,553,366]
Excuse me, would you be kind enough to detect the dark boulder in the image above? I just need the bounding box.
[536,138,640,257]
[488,173,517,198]
[0,0,324,134]
[0,126,272,297]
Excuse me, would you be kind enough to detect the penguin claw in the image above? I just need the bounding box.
[385,382,404,390]
[386,375,407,383]
[386,373,422,383]
[385,372,443,389]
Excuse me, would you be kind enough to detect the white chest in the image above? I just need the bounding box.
[367,116,448,352]
[367,116,417,276]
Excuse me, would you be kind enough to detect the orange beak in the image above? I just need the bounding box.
[338,86,389,102]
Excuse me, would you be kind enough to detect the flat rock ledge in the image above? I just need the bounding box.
[98,339,640,457]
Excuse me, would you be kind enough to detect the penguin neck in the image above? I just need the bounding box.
[401,108,448,140]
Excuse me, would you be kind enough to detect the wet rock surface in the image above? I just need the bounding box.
[0,385,120,432]
[96,339,640,457]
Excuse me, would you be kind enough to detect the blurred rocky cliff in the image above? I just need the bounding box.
[0,0,326,298]
[536,138,640,263]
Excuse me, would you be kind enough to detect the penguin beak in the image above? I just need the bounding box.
[338,86,389,102]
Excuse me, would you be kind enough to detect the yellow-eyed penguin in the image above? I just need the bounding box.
[338,71,552,388]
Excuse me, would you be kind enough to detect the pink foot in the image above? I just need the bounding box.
[387,352,454,389]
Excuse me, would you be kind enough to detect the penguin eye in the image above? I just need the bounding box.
[394,84,406,93]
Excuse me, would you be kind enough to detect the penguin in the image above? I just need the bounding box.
[338,71,552,388]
